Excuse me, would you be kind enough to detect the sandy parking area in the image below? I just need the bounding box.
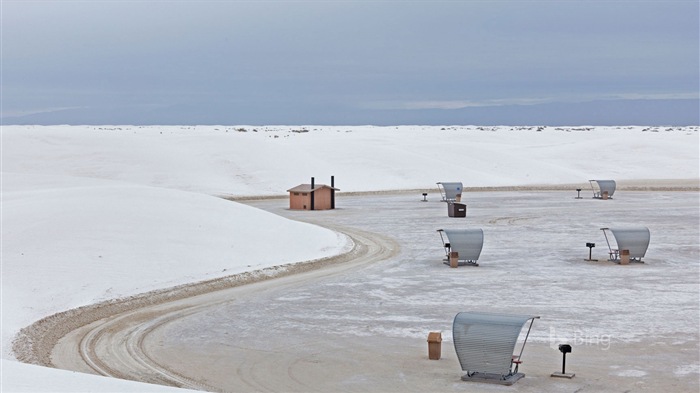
[17,185,700,392]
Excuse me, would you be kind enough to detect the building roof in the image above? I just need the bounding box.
[287,183,340,193]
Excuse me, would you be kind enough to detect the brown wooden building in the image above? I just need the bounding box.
[287,177,339,210]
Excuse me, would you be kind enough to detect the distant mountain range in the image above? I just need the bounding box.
[2,98,698,126]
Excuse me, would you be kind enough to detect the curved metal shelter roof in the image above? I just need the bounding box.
[437,182,463,201]
[453,312,539,377]
[438,229,484,262]
[604,227,651,259]
[589,179,616,198]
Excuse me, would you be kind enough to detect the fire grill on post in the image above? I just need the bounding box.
[551,344,575,378]
[585,242,596,261]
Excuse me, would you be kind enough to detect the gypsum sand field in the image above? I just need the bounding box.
[13,183,700,392]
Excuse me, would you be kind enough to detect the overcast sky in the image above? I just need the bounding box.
[1,0,698,125]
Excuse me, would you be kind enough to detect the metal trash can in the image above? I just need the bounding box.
[448,202,466,217]
[427,332,442,360]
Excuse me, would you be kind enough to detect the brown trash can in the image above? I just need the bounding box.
[620,249,630,265]
[449,251,459,268]
[448,202,466,217]
[427,332,442,360]
[455,194,462,202]
[602,191,609,200]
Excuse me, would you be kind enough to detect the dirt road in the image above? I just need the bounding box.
[17,225,396,390]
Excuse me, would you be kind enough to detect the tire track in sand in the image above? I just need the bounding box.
[32,224,398,391]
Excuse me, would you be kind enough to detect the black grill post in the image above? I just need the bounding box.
[559,344,572,374]
[586,242,595,260]
[551,344,575,378]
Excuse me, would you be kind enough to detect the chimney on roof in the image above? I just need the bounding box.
[310,177,315,211]
[331,175,335,209]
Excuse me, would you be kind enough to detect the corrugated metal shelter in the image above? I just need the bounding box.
[287,177,339,210]
[601,227,651,262]
[437,182,463,202]
[437,229,484,266]
[453,312,540,385]
[589,180,616,199]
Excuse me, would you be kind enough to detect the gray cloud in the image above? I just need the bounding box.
[2,0,698,124]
